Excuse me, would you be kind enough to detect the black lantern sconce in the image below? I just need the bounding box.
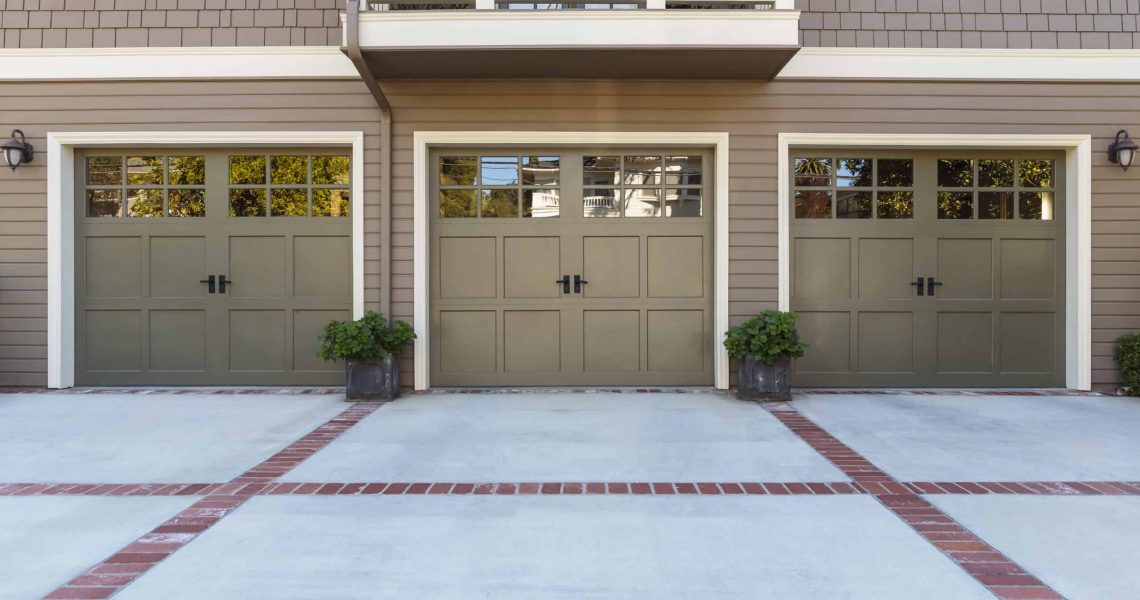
[2,130,34,171]
[1108,129,1138,172]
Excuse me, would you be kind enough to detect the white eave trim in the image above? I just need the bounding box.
[354,10,801,50]
[0,47,359,81]
[779,47,1140,81]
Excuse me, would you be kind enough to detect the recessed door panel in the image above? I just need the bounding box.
[440,237,496,300]
[294,236,351,298]
[794,238,850,300]
[937,312,992,374]
[85,310,141,371]
[229,237,286,298]
[648,236,703,298]
[504,310,561,372]
[149,310,206,372]
[440,311,497,373]
[583,310,640,372]
[1000,239,1055,300]
[938,239,993,300]
[294,309,350,372]
[794,312,850,375]
[858,312,914,374]
[1000,312,1055,374]
[86,237,141,298]
[504,237,560,299]
[150,237,206,298]
[583,237,639,298]
[229,310,285,372]
[858,239,913,300]
[648,310,704,372]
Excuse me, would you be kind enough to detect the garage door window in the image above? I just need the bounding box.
[793,157,914,219]
[438,155,561,218]
[937,158,1055,221]
[582,155,702,218]
[85,155,206,218]
[228,154,350,217]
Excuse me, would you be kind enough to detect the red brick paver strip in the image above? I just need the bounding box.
[764,404,1064,600]
[46,402,384,600]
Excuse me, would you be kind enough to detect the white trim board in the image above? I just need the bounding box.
[413,131,731,391]
[777,133,1093,391]
[4,46,1140,82]
[46,130,366,389]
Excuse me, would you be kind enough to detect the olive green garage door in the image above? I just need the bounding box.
[790,151,1065,387]
[430,150,714,387]
[75,149,352,386]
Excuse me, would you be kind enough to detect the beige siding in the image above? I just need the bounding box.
[0,77,1138,391]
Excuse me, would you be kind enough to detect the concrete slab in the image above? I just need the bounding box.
[0,393,345,483]
[0,496,195,599]
[119,495,990,600]
[793,393,1140,481]
[931,495,1140,600]
[287,393,845,482]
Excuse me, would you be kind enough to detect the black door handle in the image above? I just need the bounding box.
[200,275,215,294]
[574,275,588,294]
[219,275,233,294]
[927,277,943,297]
[910,277,924,297]
[556,275,570,294]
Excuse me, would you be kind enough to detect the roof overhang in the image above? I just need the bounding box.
[348,10,801,80]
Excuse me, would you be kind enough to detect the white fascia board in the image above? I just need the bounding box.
[0,47,359,81]
[356,11,801,49]
[779,47,1140,81]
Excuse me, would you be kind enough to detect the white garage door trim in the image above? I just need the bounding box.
[413,131,732,391]
[47,130,366,389]
[777,133,1093,391]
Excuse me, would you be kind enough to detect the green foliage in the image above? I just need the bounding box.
[1115,333,1140,395]
[317,311,416,362]
[723,310,807,365]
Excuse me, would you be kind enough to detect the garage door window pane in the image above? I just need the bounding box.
[794,158,831,187]
[938,191,973,219]
[1019,192,1054,220]
[1019,160,1054,188]
[127,189,164,217]
[480,189,519,218]
[584,188,619,217]
[271,156,308,185]
[837,159,872,187]
[481,156,519,186]
[979,159,1014,188]
[313,156,351,185]
[583,156,620,185]
[440,189,477,218]
[313,189,350,217]
[230,189,267,216]
[169,189,205,217]
[230,156,267,184]
[87,189,122,217]
[664,188,702,217]
[877,159,913,187]
[624,156,662,186]
[522,156,560,186]
[271,188,308,216]
[87,157,123,185]
[837,190,872,219]
[795,190,832,218]
[169,156,206,185]
[664,155,702,185]
[440,156,477,186]
[524,189,559,218]
[938,159,974,188]
[625,188,660,217]
[127,156,164,185]
[979,191,1014,220]
[877,191,913,219]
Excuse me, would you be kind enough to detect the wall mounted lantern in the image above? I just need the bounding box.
[2,130,34,171]
[1108,129,1138,172]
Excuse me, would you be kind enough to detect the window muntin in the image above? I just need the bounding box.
[582,154,702,218]
[227,154,350,217]
[438,154,561,218]
[84,155,206,218]
[793,157,914,219]
[937,158,1055,221]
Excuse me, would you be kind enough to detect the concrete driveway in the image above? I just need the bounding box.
[1,389,1137,599]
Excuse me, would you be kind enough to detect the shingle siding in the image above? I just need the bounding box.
[797,0,1140,48]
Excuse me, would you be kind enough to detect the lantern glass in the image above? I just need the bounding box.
[1120,147,1137,169]
[3,146,23,169]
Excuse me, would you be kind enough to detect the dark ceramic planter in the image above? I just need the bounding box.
[737,355,792,402]
[345,355,400,401]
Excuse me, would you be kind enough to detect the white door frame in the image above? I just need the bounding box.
[777,133,1093,391]
[47,130,366,389]
[413,131,732,390]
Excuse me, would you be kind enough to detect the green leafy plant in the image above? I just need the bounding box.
[317,311,416,362]
[723,310,807,365]
[1115,333,1140,396]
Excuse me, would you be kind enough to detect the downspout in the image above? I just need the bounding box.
[344,0,393,321]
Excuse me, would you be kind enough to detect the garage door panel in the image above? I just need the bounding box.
[440,237,496,300]
[858,312,914,374]
[938,239,993,300]
[583,310,640,372]
[440,310,497,373]
[228,236,287,298]
[937,312,993,374]
[648,236,703,298]
[229,310,286,372]
[583,237,639,298]
[150,237,206,298]
[294,236,351,298]
[794,238,850,300]
[149,310,206,372]
[1000,312,1055,374]
[85,310,141,371]
[647,310,704,372]
[504,237,560,299]
[293,309,350,372]
[1001,239,1056,300]
[504,310,561,372]
[85,237,142,298]
[793,311,850,375]
[858,238,913,300]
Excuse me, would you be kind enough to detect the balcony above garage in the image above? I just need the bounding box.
[345,1,801,80]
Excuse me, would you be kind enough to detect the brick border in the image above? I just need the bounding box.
[45,402,383,599]
[765,404,1064,600]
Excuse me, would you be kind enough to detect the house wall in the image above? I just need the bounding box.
[0,78,1136,390]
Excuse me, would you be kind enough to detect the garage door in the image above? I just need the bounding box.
[75,149,352,385]
[790,151,1065,387]
[430,149,714,386]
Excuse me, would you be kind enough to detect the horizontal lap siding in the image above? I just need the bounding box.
[382,79,1140,392]
[0,78,382,387]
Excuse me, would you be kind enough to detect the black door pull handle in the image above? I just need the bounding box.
[911,277,924,297]
[574,275,588,294]
[200,275,215,294]
[927,277,943,297]
[219,275,233,294]
[556,275,570,294]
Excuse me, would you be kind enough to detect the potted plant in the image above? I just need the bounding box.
[318,311,416,401]
[724,310,807,402]
[1114,332,1140,396]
